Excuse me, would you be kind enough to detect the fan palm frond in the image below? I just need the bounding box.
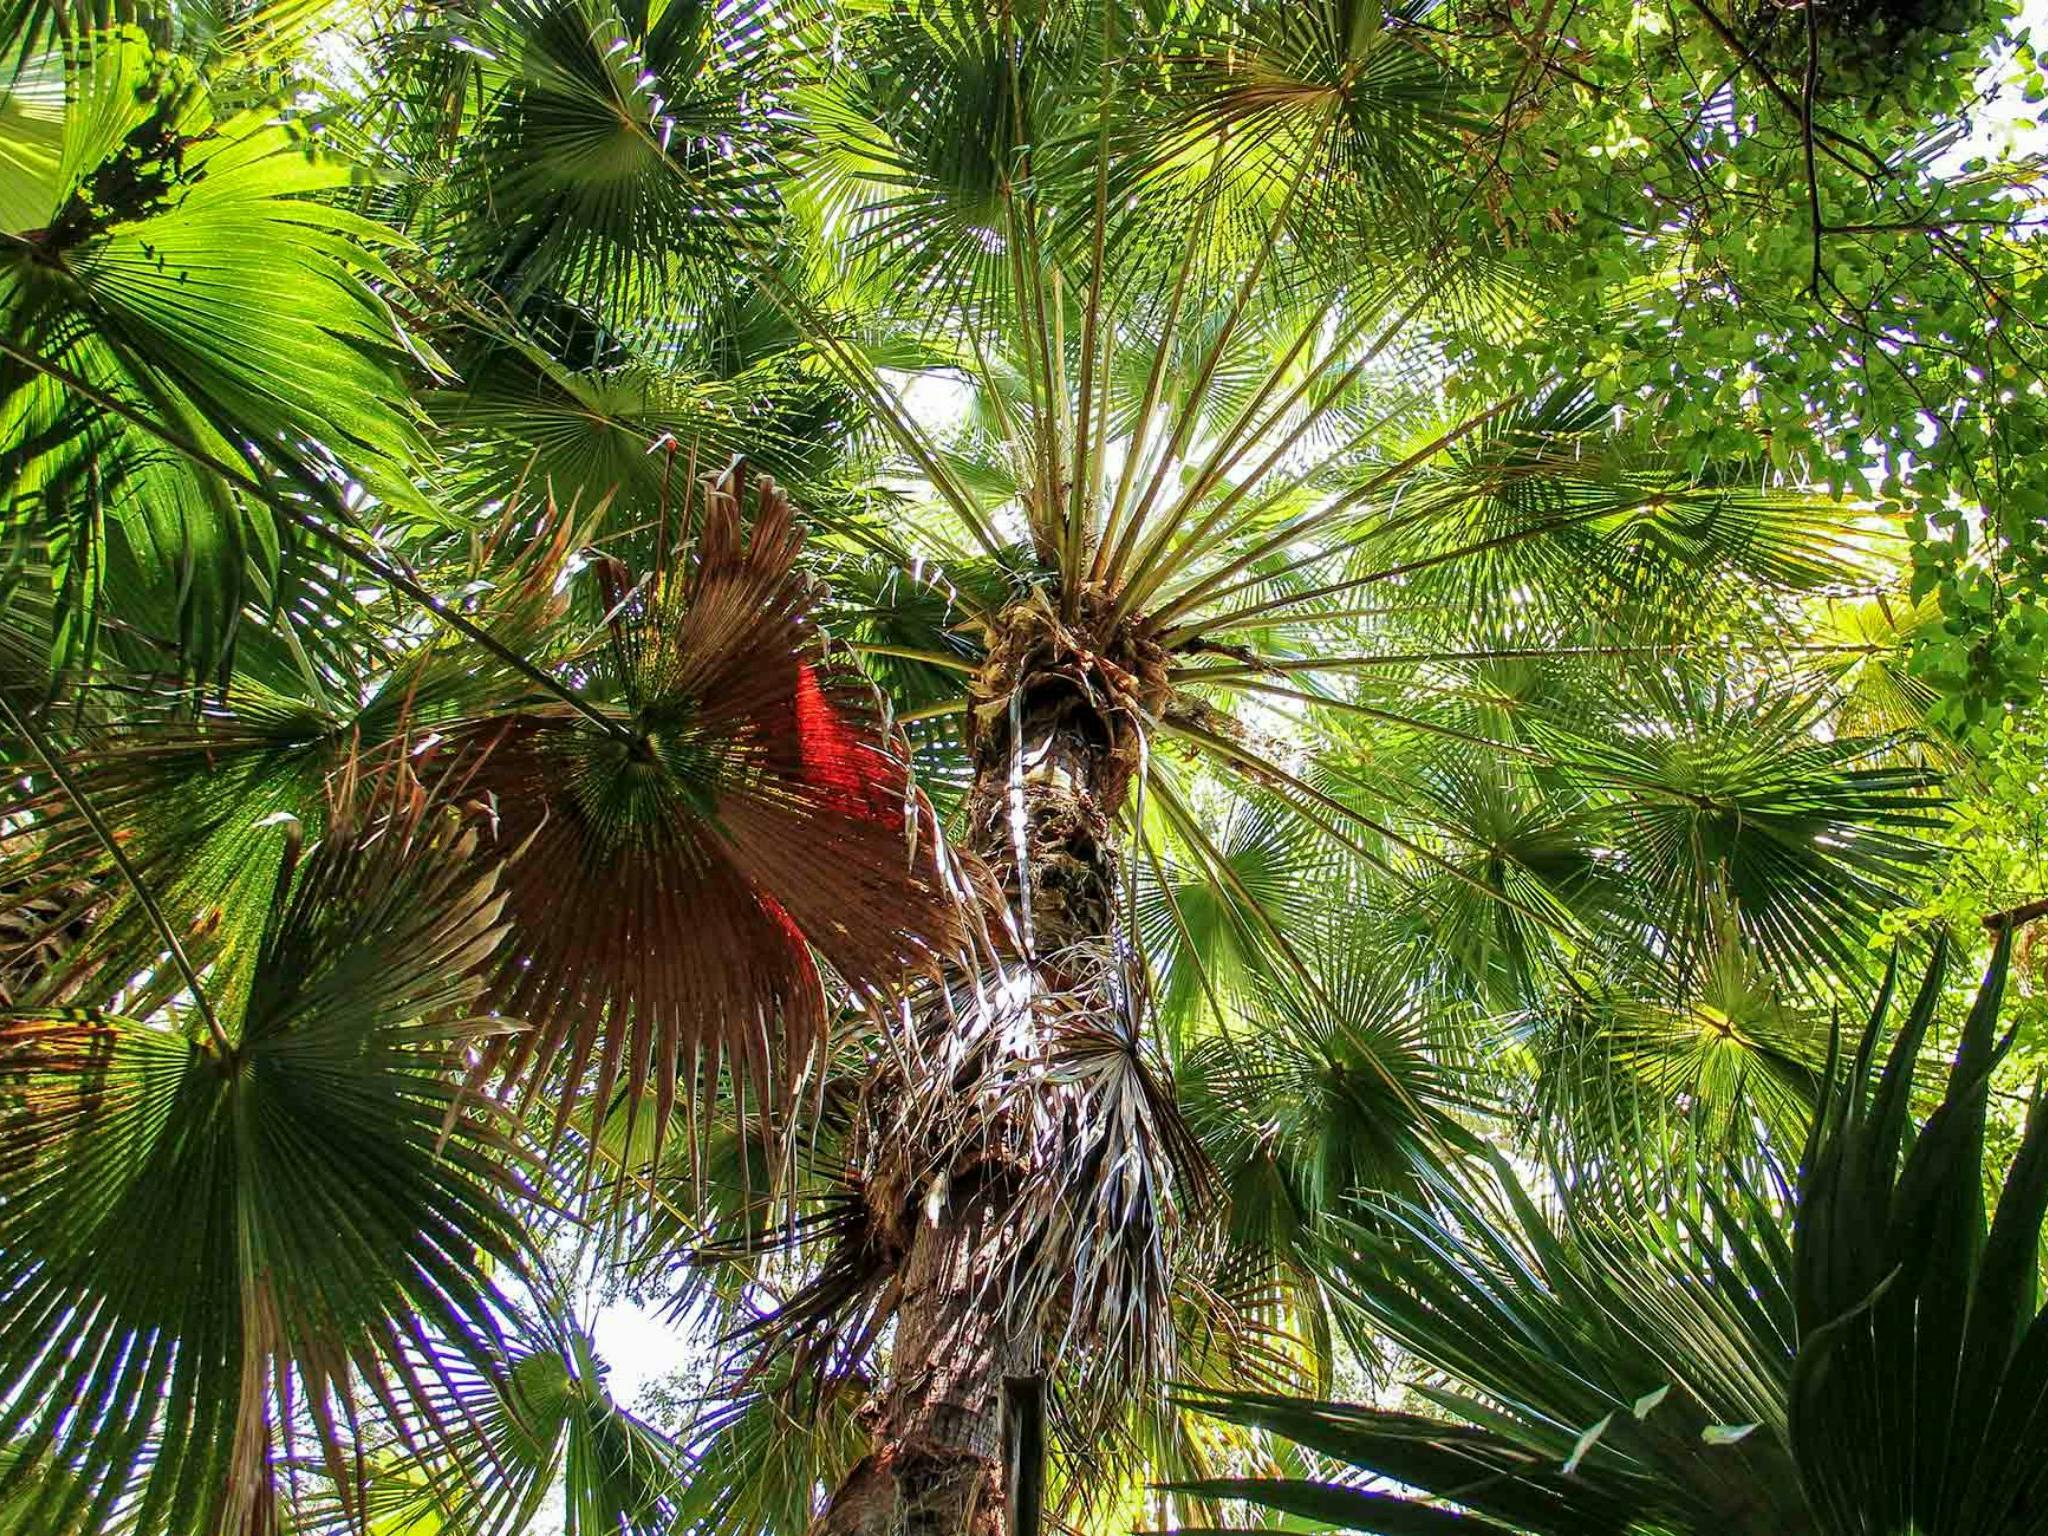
[307,1281,686,1536]
[1187,928,2048,1536]
[459,466,967,1138]
[1180,924,1481,1268]
[671,1360,869,1536]
[2,26,433,680]
[0,780,530,1536]
[376,0,787,325]
[1516,917,1830,1190]
[1537,672,1941,983]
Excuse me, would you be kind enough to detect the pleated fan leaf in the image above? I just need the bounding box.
[463,467,964,1136]
[0,787,531,1536]
[1,26,435,681]
[305,1286,686,1536]
[0,539,575,1019]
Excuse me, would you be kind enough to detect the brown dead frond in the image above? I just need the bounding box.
[456,466,969,1150]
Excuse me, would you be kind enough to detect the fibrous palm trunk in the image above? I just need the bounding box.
[818,600,1161,1536]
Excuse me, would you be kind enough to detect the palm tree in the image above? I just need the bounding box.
[0,3,1968,1532]
[1190,926,2048,1536]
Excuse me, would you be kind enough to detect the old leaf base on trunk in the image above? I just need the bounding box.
[815,597,1169,1536]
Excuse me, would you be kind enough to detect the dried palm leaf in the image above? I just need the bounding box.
[458,467,967,1143]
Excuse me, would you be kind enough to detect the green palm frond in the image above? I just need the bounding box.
[1187,929,2048,1536]
[0,43,63,225]
[310,1283,686,1536]
[0,782,530,1536]
[1537,673,1940,983]
[786,1,1082,321]
[1787,933,2048,1534]
[424,322,851,546]
[1374,751,1608,1007]
[672,1363,868,1536]
[1180,927,1480,1265]
[1182,646,1939,1002]
[376,0,787,324]
[1183,1168,1806,1532]
[2,27,433,680]
[1137,0,1484,234]
[1515,919,1830,1186]
[1135,793,1339,1033]
[1801,588,1945,740]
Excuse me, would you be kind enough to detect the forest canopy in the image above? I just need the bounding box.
[1,1,2045,1533]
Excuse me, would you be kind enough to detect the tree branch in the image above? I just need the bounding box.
[1681,0,1889,178]
[1984,897,2048,933]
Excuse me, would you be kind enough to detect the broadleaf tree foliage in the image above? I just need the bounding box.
[0,0,2041,1532]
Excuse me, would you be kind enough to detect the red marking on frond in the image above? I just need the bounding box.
[792,661,898,822]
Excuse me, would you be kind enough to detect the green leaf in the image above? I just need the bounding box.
[1699,1423,1759,1446]
[0,788,531,1535]
[1562,1410,1614,1474]
[1,27,433,680]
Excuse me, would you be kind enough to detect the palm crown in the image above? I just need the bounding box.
[0,1,2017,1532]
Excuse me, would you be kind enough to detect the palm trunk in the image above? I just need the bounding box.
[818,618,1143,1536]
[816,1183,1034,1536]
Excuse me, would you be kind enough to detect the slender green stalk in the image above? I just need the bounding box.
[1185,674,1553,760]
[1160,500,1612,645]
[1066,0,1116,597]
[1168,640,1889,680]
[848,644,980,673]
[1107,112,1339,610]
[1147,396,1519,630]
[895,697,969,723]
[1092,139,1229,586]
[1116,288,1438,621]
